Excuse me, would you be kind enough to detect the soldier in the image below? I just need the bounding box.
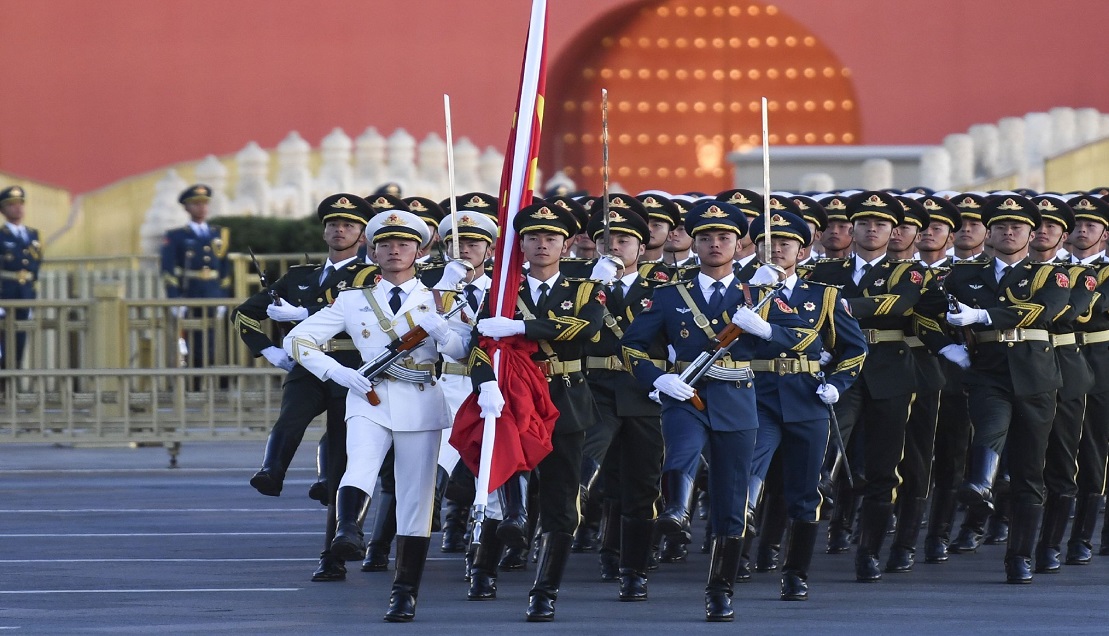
[233,193,376,579]
[405,196,445,263]
[745,210,867,600]
[1062,194,1109,564]
[0,185,41,371]
[161,184,231,369]
[469,202,604,621]
[791,194,828,269]
[621,200,794,621]
[283,209,469,622]
[715,189,763,280]
[663,196,697,268]
[806,191,927,581]
[636,191,682,266]
[944,195,1070,584]
[815,194,853,259]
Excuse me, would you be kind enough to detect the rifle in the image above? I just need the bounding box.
[248,247,281,305]
[679,282,784,410]
[816,371,853,488]
[946,293,976,361]
[357,301,466,405]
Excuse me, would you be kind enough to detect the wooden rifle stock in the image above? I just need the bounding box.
[363,325,429,405]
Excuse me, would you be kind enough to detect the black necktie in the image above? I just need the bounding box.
[609,281,625,306]
[998,265,1011,283]
[707,281,726,316]
[319,265,334,286]
[464,284,480,312]
[389,287,403,314]
[536,282,550,308]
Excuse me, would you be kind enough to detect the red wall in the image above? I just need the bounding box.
[1,0,1107,193]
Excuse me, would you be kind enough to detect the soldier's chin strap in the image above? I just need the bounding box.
[339,226,367,253]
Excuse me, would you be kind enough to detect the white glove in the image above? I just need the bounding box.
[477,316,526,338]
[732,306,773,340]
[589,257,620,283]
[0,307,6,318]
[819,350,834,367]
[940,344,971,370]
[648,389,662,405]
[749,264,782,286]
[946,302,989,327]
[172,306,188,319]
[261,345,296,372]
[816,383,840,405]
[477,380,505,418]
[326,366,374,396]
[653,373,695,401]
[417,311,451,344]
[267,299,309,322]
[436,259,472,290]
[216,306,227,320]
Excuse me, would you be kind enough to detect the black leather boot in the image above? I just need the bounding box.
[330,486,368,562]
[249,431,294,496]
[1101,501,1109,556]
[362,492,397,572]
[827,477,856,554]
[695,461,710,520]
[468,520,503,600]
[755,492,787,572]
[312,500,346,582]
[886,497,926,573]
[496,472,530,550]
[657,470,695,541]
[855,501,892,582]
[1035,493,1073,573]
[780,519,819,601]
[430,466,449,533]
[618,516,652,601]
[383,535,430,622]
[737,524,753,582]
[924,489,957,563]
[598,499,621,581]
[525,532,574,622]
[984,483,1010,544]
[1004,503,1042,584]
[1065,493,1104,565]
[307,437,329,505]
[705,535,743,622]
[948,505,989,553]
[440,496,467,553]
[573,471,603,552]
[957,446,1000,513]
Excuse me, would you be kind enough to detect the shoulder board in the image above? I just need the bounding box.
[652,280,686,289]
[285,263,316,270]
[889,258,917,264]
[952,260,983,265]
[815,257,848,263]
[560,257,589,263]
[801,279,837,288]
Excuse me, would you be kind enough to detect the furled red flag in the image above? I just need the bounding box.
[450,0,557,496]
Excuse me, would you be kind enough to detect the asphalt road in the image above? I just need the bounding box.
[1,442,1106,634]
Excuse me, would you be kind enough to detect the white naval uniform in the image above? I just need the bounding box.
[283,279,468,537]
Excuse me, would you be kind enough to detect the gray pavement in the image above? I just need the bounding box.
[1,442,1106,634]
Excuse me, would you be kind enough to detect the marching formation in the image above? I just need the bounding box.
[222,181,1109,622]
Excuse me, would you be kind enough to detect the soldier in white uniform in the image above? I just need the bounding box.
[284,209,469,623]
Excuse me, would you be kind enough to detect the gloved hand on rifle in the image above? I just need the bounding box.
[261,346,296,372]
[477,380,505,418]
[940,343,971,369]
[326,366,374,396]
[653,373,695,401]
[417,311,453,345]
[946,301,989,327]
[267,298,309,322]
[477,316,526,338]
[732,306,773,340]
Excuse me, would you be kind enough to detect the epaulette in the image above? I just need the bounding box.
[285,263,316,270]
[951,259,983,265]
[889,258,919,264]
[815,257,848,263]
[560,257,589,263]
[801,279,842,289]
[652,279,686,289]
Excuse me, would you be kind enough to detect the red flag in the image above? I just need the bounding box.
[449,0,556,494]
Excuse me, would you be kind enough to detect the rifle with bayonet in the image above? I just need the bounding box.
[248,246,281,305]
[945,293,976,362]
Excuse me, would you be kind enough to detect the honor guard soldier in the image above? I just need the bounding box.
[577,199,665,601]
[284,209,469,622]
[1061,193,1109,564]
[790,194,828,271]
[744,211,867,600]
[469,201,604,621]
[715,189,764,280]
[636,191,682,268]
[621,201,806,621]
[357,193,407,263]
[405,196,445,263]
[232,193,376,580]
[814,194,853,259]
[943,195,1070,584]
[0,185,41,371]
[806,191,928,581]
[663,195,698,269]
[161,184,231,367]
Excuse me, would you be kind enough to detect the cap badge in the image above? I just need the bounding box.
[608,211,628,223]
[332,197,357,209]
[371,197,393,209]
[702,205,729,219]
[1075,199,1098,211]
[865,194,886,207]
[826,199,847,211]
[610,197,631,209]
[997,198,1023,211]
[641,197,662,208]
[408,201,428,212]
[458,215,477,226]
[769,198,787,210]
[531,207,559,220]
[957,197,980,209]
[770,214,790,227]
[1037,200,1059,212]
[384,213,407,225]
[553,200,572,211]
[727,193,752,204]
[467,196,491,208]
[923,199,942,211]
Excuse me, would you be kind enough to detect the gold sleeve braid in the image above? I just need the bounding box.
[550,316,591,341]
[290,336,323,364]
[235,312,264,334]
[1006,266,1052,328]
[621,345,651,372]
[467,345,491,371]
[833,353,865,376]
[789,328,819,351]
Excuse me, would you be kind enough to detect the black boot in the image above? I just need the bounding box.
[984,484,1010,544]
[440,496,467,553]
[755,492,787,572]
[330,486,368,562]
[311,550,346,582]
[855,501,892,582]
[1065,494,1104,565]
[924,489,957,563]
[383,535,430,622]
[307,437,329,505]
[705,535,743,622]
[525,532,573,622]
[656,470,695,542]
[573,480,602,552]
[957,446,1000,513]
[496,472,530,550]
[780,520,819,601]
[249,431,294,496]
[430,466,449,533]
[362,492,397,572]
[598,499,621,581]
[1035,493,1073,573]
[468,520,503,600]
[737,526,753,582]
[886,497,926,573]
[1101,500,1109,556]
[1004,503,1042,584]
[618,516,652,601]
[948,505,989,553]
[499,545,527,571]
[827,477,856,554]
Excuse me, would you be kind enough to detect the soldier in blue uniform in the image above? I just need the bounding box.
[160,184,231,368]
[745,210,867,600]
[0,185,41,372]
[621,200,815,621]
[232,193,377,581]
